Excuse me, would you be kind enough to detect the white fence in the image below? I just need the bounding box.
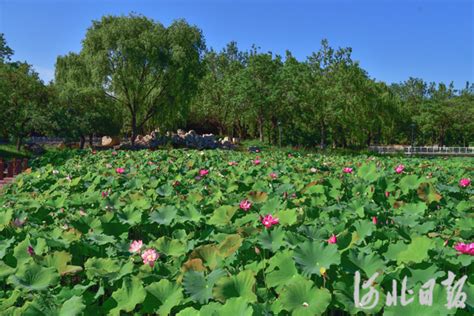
[369,146,474,156]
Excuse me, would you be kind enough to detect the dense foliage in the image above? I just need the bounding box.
[190,41,474,147]
[0,149,472,315]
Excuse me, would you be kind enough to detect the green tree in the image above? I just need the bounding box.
[81,14,205,144]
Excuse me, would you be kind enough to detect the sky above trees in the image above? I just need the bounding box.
[0,0,472,88]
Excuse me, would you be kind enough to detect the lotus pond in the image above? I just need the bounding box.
[0,149,472,315]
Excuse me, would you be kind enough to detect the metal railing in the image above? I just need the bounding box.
[369,146,474,156]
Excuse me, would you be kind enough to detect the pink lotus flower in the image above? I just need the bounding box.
[228,161,238,166]
[199,169,209,177]
[101,191,109,198]
[372,216,378,225]
[343,167,353,174]
[129,240,143,253]
[256,149,260,153]
[79,209,87,216]
[454,242,474,256]
[27,245,35,256]
[459,178,471,188]
[253,159,261,165]
[328,234,337,244]
[115,167,125,174]
[288,153,293,158]
[269,172,278,179]
[394,164,405,174]
[260,214,279,229]
[111,151,118,156]
[92,150,97,155]
[141,248,159,266]
[239,199,252,211]
[385,191,390,198]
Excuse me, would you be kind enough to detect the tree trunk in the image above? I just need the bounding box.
[320,124,325,149]
[131,114,137,145]
[88,134,94,147]
[79,135,86,149]
[258,117,264,142]
[16,137,22,151]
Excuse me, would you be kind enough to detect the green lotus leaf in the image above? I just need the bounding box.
[59,296,86,316]
[45,251,82,276]
[110,277,147,315]
[145,279,183,315]
[149,205,178,225]
[208,205,237,226]
[278,276,331,316]
[265,250,299,288]
[0,237,14,259]
[183,269,226,304]
[8,262,58,291]
[84,257,121,279]
[294,241,340,276]
[397,236,434,265]
[213,270,257,303]
[258,226,286,252]
[0,209,13,231]
[218,234,243,257]
[399,175,422,194]
[216,297,254,316]
[153,236,186,257]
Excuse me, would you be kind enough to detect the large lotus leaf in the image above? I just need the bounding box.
[278,276,331,316]
[213,270,257,303]
[8,262,58,291]
[59,296,86,316]
[353,220,374,242]
[208,205,237,226]
[0,261,15,279]
[183,269,226,304]
[294,241,340,276]
[116,205,143,225]
[347,251,386,277]
[45,251,82,276]
[145,279,183,315]
[110,277,147,315]
[0,237,14,259]
[84,257,121,279]
[357,163,379,182]
[261,197,282,214]
[274,208,298,226]
[0,209,12,231]
[157,184,174,197]
[258,226,286,252]
[265,250,299,288]
[179,205,203,223]
[189,244,221,270]
[176,307,200,316]
[399,175,422,194]
[87,232,116,245]
[149,205,178,225]
[153,237,186,257]
[216,297,254,316]
[397,236,434,265]
[0,289,20,312]
[218,234,243,257]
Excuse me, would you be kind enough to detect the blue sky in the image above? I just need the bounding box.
[1,0,473,88]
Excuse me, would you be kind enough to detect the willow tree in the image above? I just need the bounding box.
[54,52,122,148]
[81,14,205,144]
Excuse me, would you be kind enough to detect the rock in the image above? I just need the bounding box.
[102,136,121,147]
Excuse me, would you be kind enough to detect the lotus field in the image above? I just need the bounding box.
[0,149,473,315]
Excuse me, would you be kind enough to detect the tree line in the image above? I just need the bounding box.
[1,14,473,150]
